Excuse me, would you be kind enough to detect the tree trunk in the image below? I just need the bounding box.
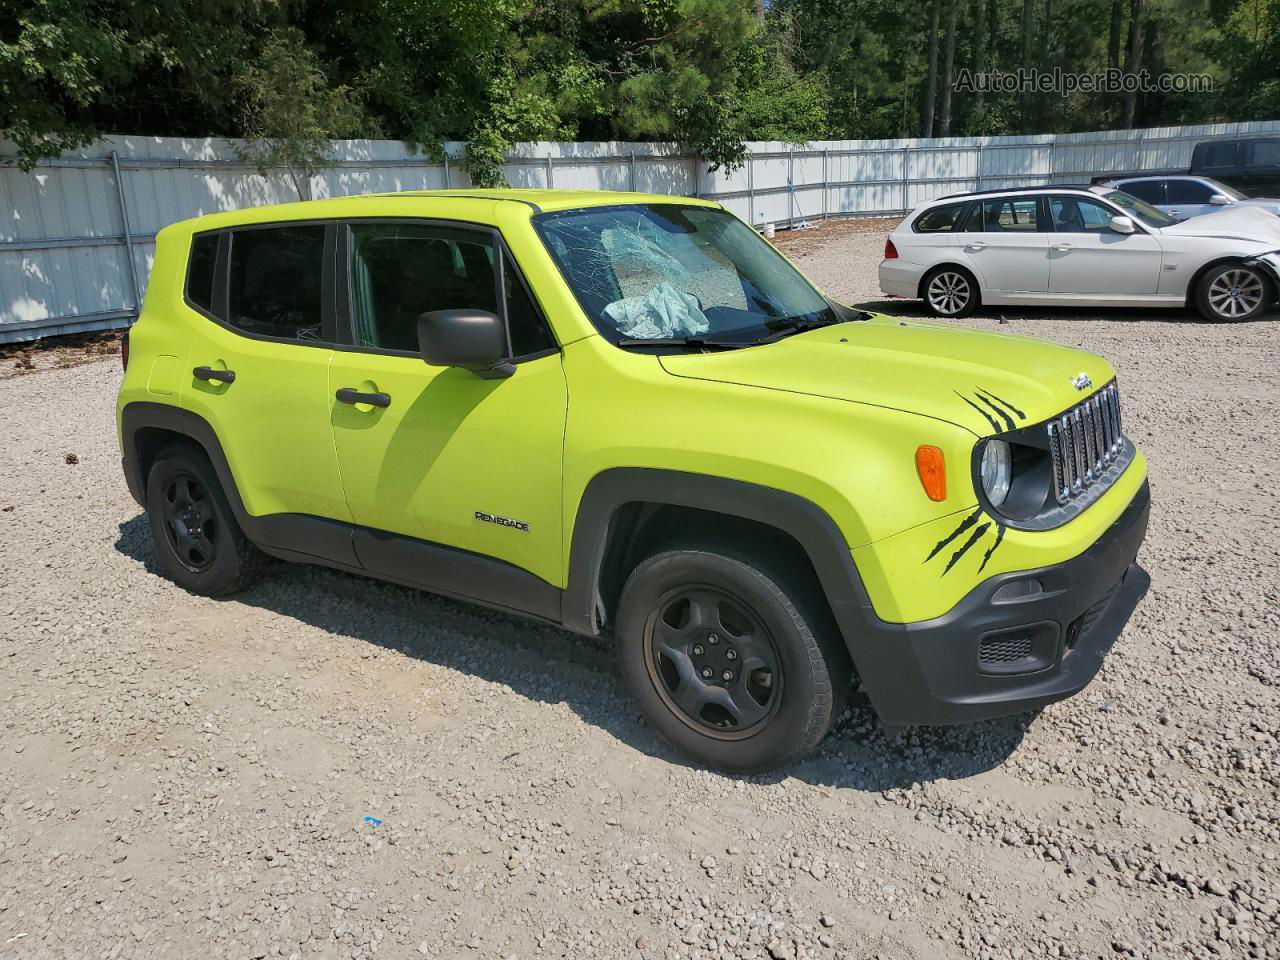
[974,0,988,120]
[1019,0,1034,125]
[1108,0,1123,69]
[939,0,959,135]
[922,0,941,137]
[1121,0,1145,128]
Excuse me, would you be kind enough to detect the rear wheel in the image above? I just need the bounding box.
[922,266,979,318]
[616,543,850,772]
[1196,263,1269,322]
[146,444,266,596]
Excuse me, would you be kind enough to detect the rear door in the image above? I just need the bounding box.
[1045,195,1162,296]
[326,219,568,589]
[958,196,1050,293]
[180,223,352,527]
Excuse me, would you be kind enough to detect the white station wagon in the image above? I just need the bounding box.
[879,185,1280,322]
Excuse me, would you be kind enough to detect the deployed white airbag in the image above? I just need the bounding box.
[603,282,709,340]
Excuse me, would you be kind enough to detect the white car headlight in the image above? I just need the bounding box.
[980,439,1012,507]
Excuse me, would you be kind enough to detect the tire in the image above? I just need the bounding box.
[615,542,851,772]
[922,266,979,318]
[145,444,266,597]
[1195,262,1270,322]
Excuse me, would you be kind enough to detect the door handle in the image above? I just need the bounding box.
[335,387,391,408]
[966,241,986,249]
[193,366,235,383]
[1053,242,1073,252]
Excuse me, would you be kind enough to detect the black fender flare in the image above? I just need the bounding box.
[560,468,875,639]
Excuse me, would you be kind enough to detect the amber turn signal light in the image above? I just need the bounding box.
[915,445,946,501]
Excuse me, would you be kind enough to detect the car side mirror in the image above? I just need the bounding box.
[417,309,514,379]
[1209,194,1231,205]
[1109,215,1136,234]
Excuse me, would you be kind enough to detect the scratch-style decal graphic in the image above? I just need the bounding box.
[955,392,1000,433]
[976,523,1006,573]
[943,521,991,574]
[925,507,982,562]
[975,394,1016,431]
[976,388,1026,421]
[925,512,1008,576]
[957,386,1029,435]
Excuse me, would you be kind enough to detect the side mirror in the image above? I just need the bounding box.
[417,309,514,379]
[1109,215,1136,234]
[1209,194,1231,205]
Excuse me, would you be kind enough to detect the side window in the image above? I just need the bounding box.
[1247,139,1280,168]
[1049,197,1118,232]
[914,203,967,232]
[1118,180,1165,204]
[981,198,1041,231]
[227,226,326,341]
[349,224,496,352]
[959,202,984,231]
[1197,141,1238,169]
[1164,179,1214,204]
[187,232,218,314]
[503,254,556,356]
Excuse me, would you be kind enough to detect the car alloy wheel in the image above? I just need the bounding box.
[160,470,218,572]
[643,586,783,740]
[1206,268,1264,319]
[926,271,971,316]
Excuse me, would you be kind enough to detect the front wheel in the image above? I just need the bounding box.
[922,266,979,318]
[1196,263,1270,322]
[615,543,850,772]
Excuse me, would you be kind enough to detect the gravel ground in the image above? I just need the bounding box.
[1,219,1278,960]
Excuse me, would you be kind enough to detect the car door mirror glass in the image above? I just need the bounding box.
[1109,215,1136,234]
[417,309,514,379]
[1209,194,1231,205]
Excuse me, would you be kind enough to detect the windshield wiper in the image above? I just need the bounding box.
[753,306,871,345]
[616,337,745,350]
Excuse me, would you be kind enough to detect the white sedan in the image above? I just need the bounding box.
[878,185,1280,322]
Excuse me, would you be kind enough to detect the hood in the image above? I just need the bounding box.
[1233,198,1280,215]
[657,315,1115,436]
[1160,206,1280,241]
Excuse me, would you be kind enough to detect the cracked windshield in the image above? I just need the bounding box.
[534,205,838,346]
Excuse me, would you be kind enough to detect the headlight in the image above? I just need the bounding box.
[980,439,1012,507]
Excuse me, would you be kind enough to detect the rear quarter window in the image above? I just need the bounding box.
[913,203,969,232]
[186,233,218,314]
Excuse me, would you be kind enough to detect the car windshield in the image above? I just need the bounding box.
[533,204,838,347]
[1203,178,1246,201]
[1103,190,1179,228]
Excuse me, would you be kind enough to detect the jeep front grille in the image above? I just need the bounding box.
[1047,381,1124,505]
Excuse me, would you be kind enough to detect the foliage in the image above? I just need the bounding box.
[233,28,365,199]
[2,0,1278,180]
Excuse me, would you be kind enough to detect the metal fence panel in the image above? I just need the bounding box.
[4,120,1280,342]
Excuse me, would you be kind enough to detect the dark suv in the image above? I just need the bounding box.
[1190,136,1280,197]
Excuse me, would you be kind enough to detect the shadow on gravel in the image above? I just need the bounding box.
[855,298,1280,325]
[116,513,1031,792]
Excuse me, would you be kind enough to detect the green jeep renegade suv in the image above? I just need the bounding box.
[117,190,1150,771]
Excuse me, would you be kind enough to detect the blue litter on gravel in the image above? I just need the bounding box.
[363,816,382,826]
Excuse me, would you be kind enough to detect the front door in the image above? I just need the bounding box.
[327,221,568,589]
[1046,195,1163,296]
[960,196,1050,293]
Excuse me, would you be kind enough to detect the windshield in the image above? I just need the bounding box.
[1203,178,1246,201]
[533,204,837,346]
[1103,189,1178,228]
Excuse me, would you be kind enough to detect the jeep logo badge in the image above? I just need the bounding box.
[1071,372,1092,391]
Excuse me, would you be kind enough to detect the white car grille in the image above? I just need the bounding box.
[1047,382,1124,505]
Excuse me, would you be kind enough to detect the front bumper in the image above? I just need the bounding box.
[846,479,1151,727]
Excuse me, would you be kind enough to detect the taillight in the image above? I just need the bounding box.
[884,238,899,260]
[121,331,129,371]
